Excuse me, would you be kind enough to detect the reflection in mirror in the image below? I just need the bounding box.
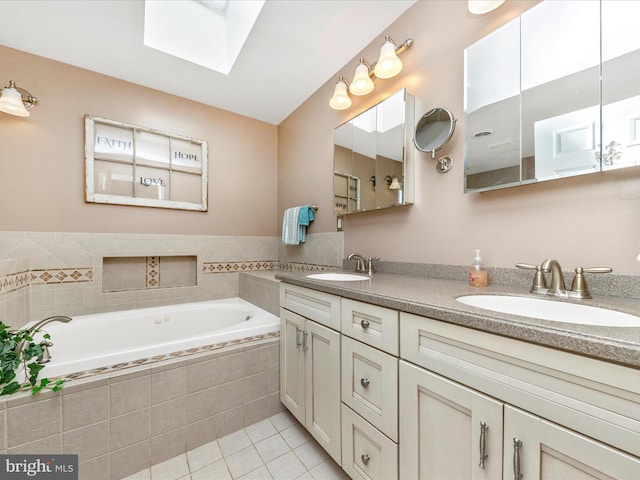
[602,0,640,172]
[333,88,414,215]
[464,0,640,193]
[522,0,600,182]
[414,107,456,157]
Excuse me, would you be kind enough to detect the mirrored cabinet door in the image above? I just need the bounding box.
[464,0,640,193]
[333,88,414,215]
[521,0,600,183]
[601,0,640,173]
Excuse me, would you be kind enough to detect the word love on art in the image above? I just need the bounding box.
[140,177,167,187]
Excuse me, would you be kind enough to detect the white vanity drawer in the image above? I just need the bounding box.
[341,336,398,441]
[341,403,398,480]
[341,298,399,355]
[280,283,341,330]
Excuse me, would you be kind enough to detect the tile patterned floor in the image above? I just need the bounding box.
[123,412,349,480]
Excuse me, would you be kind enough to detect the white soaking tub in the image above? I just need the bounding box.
[32,298,280,379]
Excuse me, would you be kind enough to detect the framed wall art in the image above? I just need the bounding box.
[85,115,208,211]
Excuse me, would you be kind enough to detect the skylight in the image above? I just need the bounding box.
[144,0,265,75]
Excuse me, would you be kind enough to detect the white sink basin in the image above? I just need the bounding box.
[306,273,370,281]
[456,295,640,327]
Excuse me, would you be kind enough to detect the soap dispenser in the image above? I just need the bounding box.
[469,249,488,287]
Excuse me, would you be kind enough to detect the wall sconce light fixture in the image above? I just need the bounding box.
[386,175,402,190]
[0,80,38,117]
[330,35,413,110]
[468,0,506,15]
[329,75,352,111]
[371,175,402,190]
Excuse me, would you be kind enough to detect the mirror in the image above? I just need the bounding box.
[464,0,640,193]
[414,107,456,157]
[333,88,414,215]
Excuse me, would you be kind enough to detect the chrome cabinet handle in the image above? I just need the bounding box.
[295,328,302,350]
[361,454,370,465]
[360,319,370,329]
[360,377,370,388]
[513,438,522,480]
[302,331,309,352]
[479,422,488,469]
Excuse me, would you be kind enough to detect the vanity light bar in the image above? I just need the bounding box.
[329,36,413,111]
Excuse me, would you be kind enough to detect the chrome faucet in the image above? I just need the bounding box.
[517,260,612,300]
[15,315,71,363]
[347,253,366,273]
[347,253,379,275]
[540,258,567,297]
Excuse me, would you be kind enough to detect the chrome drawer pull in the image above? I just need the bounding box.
[360,319,370,329]
[361,454,370,466]
[360,377,370,388]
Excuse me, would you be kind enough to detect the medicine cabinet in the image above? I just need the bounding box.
[464,0,640,193]
[333,88,414,214]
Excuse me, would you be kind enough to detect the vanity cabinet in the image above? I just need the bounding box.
[279,284,341,463]
[281,280,640,480]
[400,312,640,479]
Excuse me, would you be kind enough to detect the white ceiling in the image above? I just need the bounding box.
[0,0,416,125]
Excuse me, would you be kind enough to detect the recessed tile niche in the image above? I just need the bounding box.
[103,255,197,292]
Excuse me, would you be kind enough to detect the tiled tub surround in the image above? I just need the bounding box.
[0,231,344,328]
[0,338,282,480]
[103,255,198,292]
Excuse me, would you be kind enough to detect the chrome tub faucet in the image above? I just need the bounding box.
[15,315,72,364]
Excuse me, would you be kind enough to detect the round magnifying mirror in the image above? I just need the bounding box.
[414,107,456,158]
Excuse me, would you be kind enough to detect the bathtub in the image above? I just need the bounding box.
[34,297,280,379]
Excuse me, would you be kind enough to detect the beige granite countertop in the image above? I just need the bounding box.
[275,271,640,369]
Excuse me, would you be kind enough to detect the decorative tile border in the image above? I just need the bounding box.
[203,260,278,274]
[146,256,160,288]
[278,262,335,272]
[202,260,335,274]
[55,331,280,382]
[0,270,31,294]
[30,267,94,285]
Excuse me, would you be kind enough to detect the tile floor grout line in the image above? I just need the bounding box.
[126,411,348,480]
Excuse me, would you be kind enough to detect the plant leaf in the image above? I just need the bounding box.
[1,381,21,396]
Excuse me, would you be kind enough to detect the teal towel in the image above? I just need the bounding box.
[282,206,314,245]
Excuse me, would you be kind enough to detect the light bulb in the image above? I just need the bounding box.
[468,0,506,14]
[0,84,29,117]
[329,77,352,110]
[374,36,402,79]
[349,59,374,96]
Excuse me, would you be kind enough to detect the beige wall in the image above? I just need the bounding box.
[278,0,640,275]
[0,45,278,236]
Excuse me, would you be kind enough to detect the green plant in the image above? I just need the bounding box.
[0,322,64,396]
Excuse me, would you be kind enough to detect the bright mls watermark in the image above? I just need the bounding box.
[0,455,77,479]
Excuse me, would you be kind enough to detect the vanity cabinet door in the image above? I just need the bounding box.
[503,405,640,480]
[399,360,504,480]
[280,308,306,424]
[305,319,342,464]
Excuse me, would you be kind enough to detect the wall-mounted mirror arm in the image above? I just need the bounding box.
[414,107,457,172]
